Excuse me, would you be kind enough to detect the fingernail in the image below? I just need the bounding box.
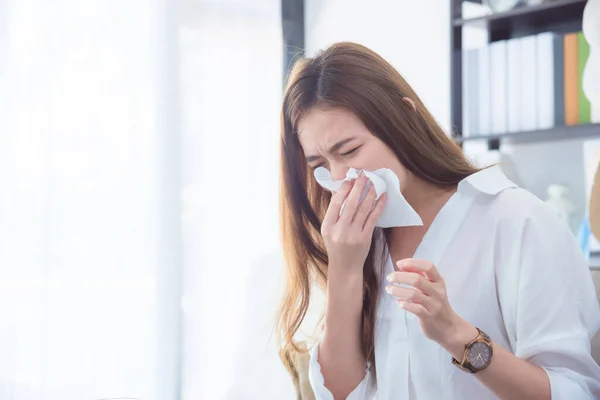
[385,285,392,294]
[386,273,393,282]
[397,300,406,308]
[396,260,405,268]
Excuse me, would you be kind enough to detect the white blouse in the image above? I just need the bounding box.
[308,166,600,399]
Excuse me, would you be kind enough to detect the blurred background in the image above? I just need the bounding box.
[0,0,599,399]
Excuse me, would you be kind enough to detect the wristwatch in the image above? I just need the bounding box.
[451,327,493,373]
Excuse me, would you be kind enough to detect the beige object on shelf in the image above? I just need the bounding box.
[591,270,600,364]
[588,0,600,241]
[583,0,600,115]
[592,164,600,243]
[584,0,600,365]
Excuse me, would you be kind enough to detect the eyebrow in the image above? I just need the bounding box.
[305,137,356,163]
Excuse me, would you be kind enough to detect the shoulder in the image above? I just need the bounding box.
[460,166,563,232]
[486,187,560,226]
[485,187,586,277]
[459,165,580,258]
[475,186,580,265]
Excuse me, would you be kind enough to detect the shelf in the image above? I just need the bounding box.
[454,0,587,27]
[459,123,600,145]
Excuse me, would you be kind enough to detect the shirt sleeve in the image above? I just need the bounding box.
[507,204,600,399]
[308,343,376,400]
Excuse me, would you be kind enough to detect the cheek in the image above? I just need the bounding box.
[372,145,406,175]
[389,163,408,183]
[377,148,409,188]
[356,142,392,169]
[393,167,410,190]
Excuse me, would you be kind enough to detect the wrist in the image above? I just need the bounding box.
[327,266,363,292]
[326,266,363,317]
[440,316,479,360]
[328,261,363,280]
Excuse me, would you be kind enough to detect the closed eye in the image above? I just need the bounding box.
[341,146,361,157]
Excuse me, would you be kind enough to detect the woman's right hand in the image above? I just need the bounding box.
[321,171,387,276]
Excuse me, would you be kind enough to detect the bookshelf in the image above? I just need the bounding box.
[451,1,600,270]
[450,0,597,150]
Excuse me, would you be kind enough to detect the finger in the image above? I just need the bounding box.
[362,192,386,232]
[338,172,369,224]
[397,299,430,317]
[385,285,433,311]
[353,182,377,227]
[322,180,354,228]
[386,271,434,295]
[397,258,442,282]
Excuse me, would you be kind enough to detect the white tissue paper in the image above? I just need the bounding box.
[313,167,423,228]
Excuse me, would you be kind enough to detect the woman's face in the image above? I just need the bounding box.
[297,107,408,187]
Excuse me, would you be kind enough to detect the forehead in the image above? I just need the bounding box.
[297,107,369,151]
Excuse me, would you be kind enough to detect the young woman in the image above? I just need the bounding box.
[276,42,600,399]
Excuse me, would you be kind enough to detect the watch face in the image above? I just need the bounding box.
[468,342,492,370]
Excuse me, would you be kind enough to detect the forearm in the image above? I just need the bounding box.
[443,321,551,400]
[319,268,366,399]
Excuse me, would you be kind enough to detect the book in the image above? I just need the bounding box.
[490,40,508,134]
[578,31,591,124]
[536,32,555,130]
[507,37,522,133]
[520,35,537,132]
[477,45,491,136]
[462,49,479,138]
[564,32,579,125]
[553,33,565,127]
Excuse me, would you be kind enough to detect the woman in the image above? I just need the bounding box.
[276,42,600,399]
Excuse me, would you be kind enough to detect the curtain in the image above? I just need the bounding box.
[0,0,179,399]
[176,0,295,398]
[0,0,291,398]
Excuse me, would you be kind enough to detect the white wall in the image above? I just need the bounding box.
[305,0,451,132]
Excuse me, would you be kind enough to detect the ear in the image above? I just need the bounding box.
[402,97,417,112]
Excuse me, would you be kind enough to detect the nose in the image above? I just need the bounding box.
[330,164,349,181]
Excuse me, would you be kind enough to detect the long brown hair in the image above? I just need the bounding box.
[276,42,477,382]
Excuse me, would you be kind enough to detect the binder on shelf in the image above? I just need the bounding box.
[564,32,579,125]
[536,32,555,130]
[462,49,479,138]
[490,40,508,134]
[507,37,522,133]
[553,33,565,127]
[477,45,491,136]
[520,35,538,132]
[578,31,591,124]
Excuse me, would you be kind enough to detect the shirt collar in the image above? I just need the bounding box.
[457,165,518,196]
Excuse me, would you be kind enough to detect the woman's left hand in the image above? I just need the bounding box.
[385,258,476,351]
